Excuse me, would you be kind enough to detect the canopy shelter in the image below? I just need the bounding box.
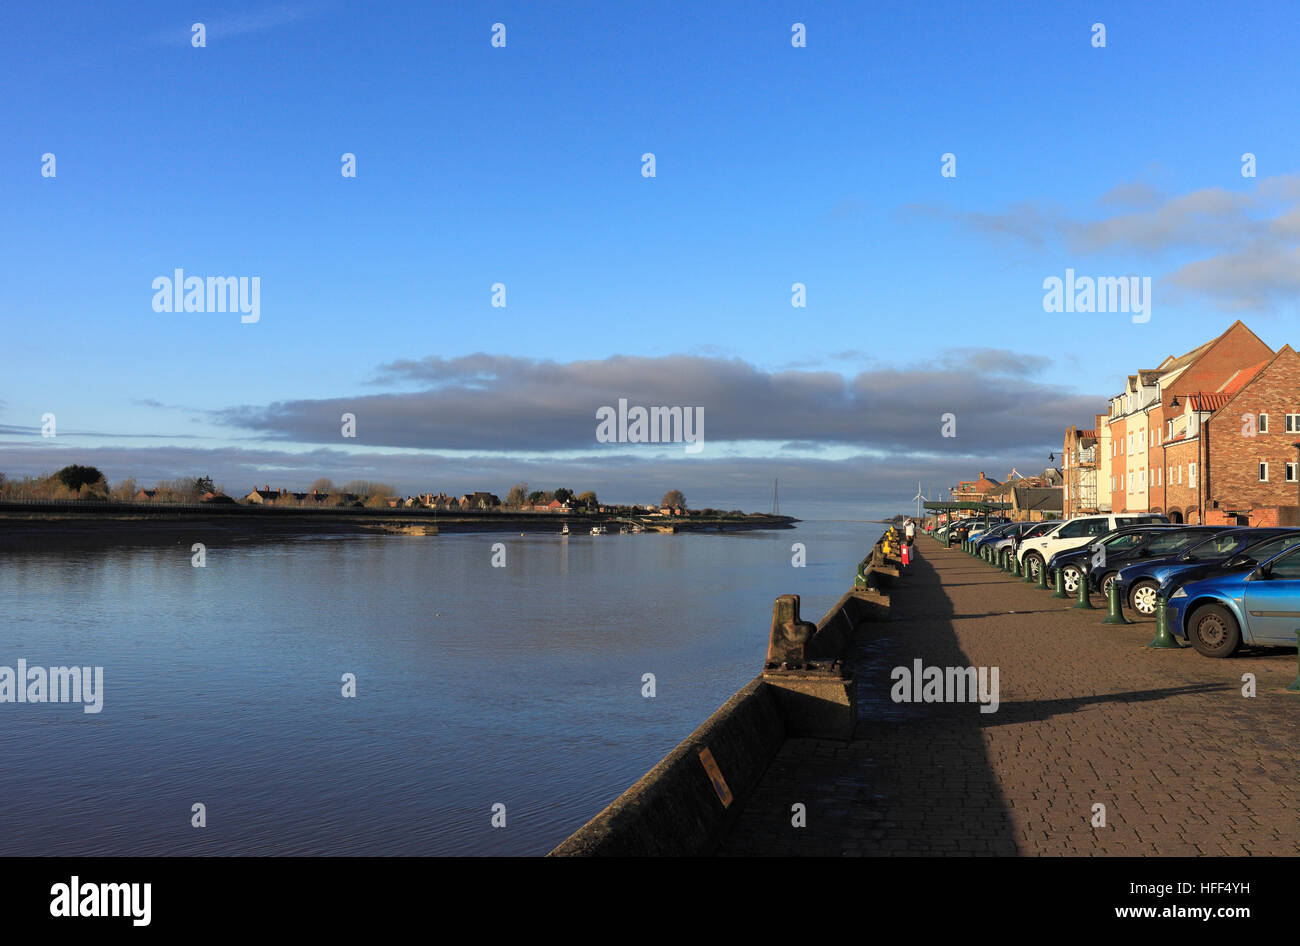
[922,500,1011,513]
[921,499,1012,528]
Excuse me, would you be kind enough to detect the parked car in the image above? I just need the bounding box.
[1115,527,1296,617]
[1046,525,1204,596]
[970,522,1016,553]
[1158,530,1300,604]
[1170,542,1300,657]
[966,517,1010,541]
[980,520,1060,560]
[1015,513,1169,581]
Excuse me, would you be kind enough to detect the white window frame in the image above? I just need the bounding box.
[1287,462,1297,483]
[1190,462,1197,487]
[1259,413,1269,433]
[1287,414,1300,433]
[1260,461,1269,482]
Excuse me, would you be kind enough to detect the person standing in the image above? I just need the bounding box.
[904,517,916,546]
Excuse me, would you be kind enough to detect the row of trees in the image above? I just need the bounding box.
[499,485,686,511]
[0,466,228,502]
[0,468,694,513]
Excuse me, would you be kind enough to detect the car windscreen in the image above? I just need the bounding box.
[1024,522,1059,539]
[1101,532,1145,550]
[1145,530,1210,554]
[1180,532,1253,561]
[1242,532,1300,561]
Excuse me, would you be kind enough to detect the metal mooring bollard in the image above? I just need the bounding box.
[1147,595,1181,648]
[1101,577,1132,625]
[1035,561,1049,590]
[1051,568,1069,598]
[1072,566,1095,609]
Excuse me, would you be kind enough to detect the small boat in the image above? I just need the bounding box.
[561,523,570,536]
[590,526,601,535]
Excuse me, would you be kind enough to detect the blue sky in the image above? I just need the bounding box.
[3,1,1299,517]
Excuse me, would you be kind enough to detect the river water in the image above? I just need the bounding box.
[0,519,881,855]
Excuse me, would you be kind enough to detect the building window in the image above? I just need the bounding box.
[1260,462,1269,482]
[1259,413,1269,433]
[1157,467,1162,486]
[1190,462,1197,487]
[1287,414,1300,433]
[1287,463,1297,483]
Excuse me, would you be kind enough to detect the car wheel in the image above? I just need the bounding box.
[1128,579,1159,617]
[1024,553,1043,580]
[1187,604,1241,658]
[1061,565,1081,594]
[1100,572,1118,599]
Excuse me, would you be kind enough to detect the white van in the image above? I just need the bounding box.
[1015,513,1168,580]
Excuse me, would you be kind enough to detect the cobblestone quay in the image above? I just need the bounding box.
[719,540,1300,856]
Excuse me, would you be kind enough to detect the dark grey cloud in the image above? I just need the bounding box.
[211,349,1096,456]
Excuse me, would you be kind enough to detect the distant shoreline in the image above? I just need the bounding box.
[0,503,798,551]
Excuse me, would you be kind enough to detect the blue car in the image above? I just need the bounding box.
[1170,542,1300,657]
[1115,528,1295,618]
[1158,530,1300,603]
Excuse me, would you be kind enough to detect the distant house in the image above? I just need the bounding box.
[458,491,501,510]
[533,499,570,513]
[135,488,158,501]
[244,485,280,505]
[200,491,235,504]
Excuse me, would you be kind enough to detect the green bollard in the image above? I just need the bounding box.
[1147,595,1181,648]
[1287,632,1300,692]
[1035,560,1049,590]
[1022,557,1036,582]
[1101,577,1132,625]
[1072,566,1095,609]
[1051,568,1069,598]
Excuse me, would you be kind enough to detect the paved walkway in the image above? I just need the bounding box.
[718,541,1300,855]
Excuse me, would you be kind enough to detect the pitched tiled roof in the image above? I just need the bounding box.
[1189,392,1231,412]
[1218,360,1269,396]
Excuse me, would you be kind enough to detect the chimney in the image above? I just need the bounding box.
[979,471,985,480]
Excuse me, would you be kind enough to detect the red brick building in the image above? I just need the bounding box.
[1189,345,1300,526]
[1103,321,1273,515]
[951,471,1001,502]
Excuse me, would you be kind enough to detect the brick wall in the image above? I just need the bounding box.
[1108,414,1128,512]
[1163,438,1201,523]
[1206,347,1300,526]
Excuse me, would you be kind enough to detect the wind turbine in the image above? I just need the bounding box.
[911,481,924,520]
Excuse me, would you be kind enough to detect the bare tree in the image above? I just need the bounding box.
[660,489,686,509]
